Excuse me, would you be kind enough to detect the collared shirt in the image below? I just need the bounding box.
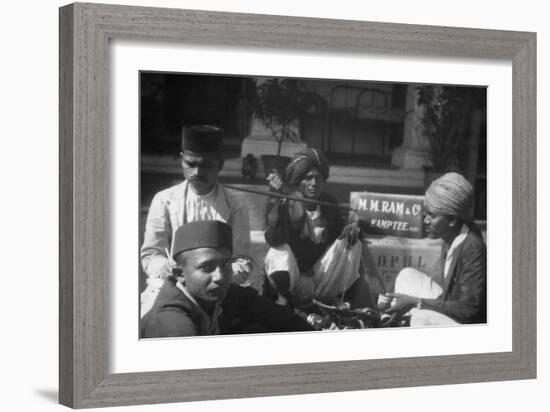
[175,281,223,336]
[183,181,229,224]
[443,224,470,279]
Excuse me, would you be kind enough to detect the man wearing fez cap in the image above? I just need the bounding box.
[141,221,313,338]
[140,125,251,317]
[379,172,487,326]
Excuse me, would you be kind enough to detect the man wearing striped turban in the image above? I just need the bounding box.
[274,148,342,271]
[263,148,370,308]
[381,172,487,326]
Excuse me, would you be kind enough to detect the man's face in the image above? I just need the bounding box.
[423,203,454,239]
[179,247,233,305]
[298,168,325,199]
[181,151,223,195]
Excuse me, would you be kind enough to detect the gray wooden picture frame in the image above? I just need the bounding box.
[59,2,536,408]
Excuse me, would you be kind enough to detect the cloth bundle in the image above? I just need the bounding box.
[311,238,362,299]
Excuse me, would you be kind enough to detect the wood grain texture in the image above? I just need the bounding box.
[58,2,537,408]
[512,34,537,375]
[59,4,74,407]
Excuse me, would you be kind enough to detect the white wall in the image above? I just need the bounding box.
[0,1,546,411]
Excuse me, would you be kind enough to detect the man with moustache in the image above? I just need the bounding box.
[141,221,313,337]
[140,125,251,316]
[263,148,370,308]
[266,148,345,274]
[381,172,487,326]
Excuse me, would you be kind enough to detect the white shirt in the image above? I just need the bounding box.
[302,205,327,244]
[141,180,251,278]
[443,224,470,279]
[184,183,229,224]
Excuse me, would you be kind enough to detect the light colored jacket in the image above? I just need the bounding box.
[141,181,251,278]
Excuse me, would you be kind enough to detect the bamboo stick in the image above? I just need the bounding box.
[223,183,358,213]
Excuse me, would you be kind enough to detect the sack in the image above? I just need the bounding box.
[312,238,362,298]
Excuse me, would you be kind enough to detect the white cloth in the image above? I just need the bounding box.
[393,268,459,326]
[409,309,459,327]
[394,267,443,299]
[264,238,363,302]
[264,244,301,291]
[443,224,469,279]
[311,238,362,298]
[140,277,164,317]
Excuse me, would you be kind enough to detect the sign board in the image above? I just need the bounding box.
[350,192,425,238]
[362,235,444,295]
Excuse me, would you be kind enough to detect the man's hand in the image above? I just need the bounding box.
[155,260,174,280]
[383,293,419,315]
[377,293,393,311]
[339,222,362,249]
[266,170,284,192]
[231,257,253,285]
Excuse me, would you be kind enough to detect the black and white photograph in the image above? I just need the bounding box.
[138,72,487,338]
[2,0,545,410]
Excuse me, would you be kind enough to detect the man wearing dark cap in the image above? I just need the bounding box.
[141,221,313,338]
[140,125,251,316]
[381,172,487,326]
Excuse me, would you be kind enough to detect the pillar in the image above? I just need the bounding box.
[391,84,431,170]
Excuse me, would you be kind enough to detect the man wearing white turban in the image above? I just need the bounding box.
[381,172,487,326]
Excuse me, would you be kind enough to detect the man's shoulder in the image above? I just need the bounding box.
[152,181,186,202]
[146,280,190,315]
[459,228,487,260]
[154,277,184,301]
[220,184,248,210]
[141,279,199,337]
[464,228,486,249]
[319,192,339,205]
[142,308,197,338]
[319,192,342,222]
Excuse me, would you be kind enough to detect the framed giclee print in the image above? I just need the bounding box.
[59,2,536,409]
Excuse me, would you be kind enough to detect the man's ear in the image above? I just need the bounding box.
[217,156,225,172]
[175,272,185,285]
[172,265,183,278]
[448,215,459,228]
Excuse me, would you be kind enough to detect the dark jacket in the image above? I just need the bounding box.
[422,227,487,324]
[141,278,314,338]
[265,192,344,273]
